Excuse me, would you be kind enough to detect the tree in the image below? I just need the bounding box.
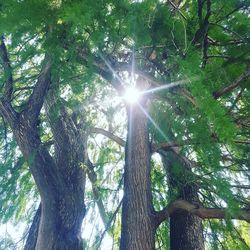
[0,0,250,249]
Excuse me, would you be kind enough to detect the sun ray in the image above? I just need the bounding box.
[123,87,141,104]
[142,79,189,95]
[98,52,125,86]
[131,49,135,85]
[137,103,169,141]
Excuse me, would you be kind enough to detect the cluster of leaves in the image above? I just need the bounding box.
[0,0,249,249]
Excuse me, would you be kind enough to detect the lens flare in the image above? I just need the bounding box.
[123,87,141,104]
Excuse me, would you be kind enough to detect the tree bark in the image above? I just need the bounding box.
[24,204,41,250]
[169,187,204,250]
[120,77,156,250]
[0,55,86,249]
[161,152,204,250]
[14,112,86,250]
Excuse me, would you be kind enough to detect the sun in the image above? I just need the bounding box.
[123,87,141,104]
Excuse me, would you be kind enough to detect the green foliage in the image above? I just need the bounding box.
[0,0,249,249]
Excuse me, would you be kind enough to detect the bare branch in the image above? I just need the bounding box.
[90,127,125,147]
[228,87,245,112]
[207,55,231,59]
[234,140,250,145]
[77,48,126,95]
[155,138,250,152]
[213,67,250,98]
[231,185,250,189]
[210,22,245,41]
[152,141,186,152]
[167,0,187,20]
[202,0,211,66]
[156,199,250,226]
[216,5,247,23]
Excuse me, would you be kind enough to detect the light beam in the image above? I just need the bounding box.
[123,87,141,104]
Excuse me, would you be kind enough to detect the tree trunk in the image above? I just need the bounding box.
[161,152,204,250]
[24,204,41,250]
[0,59,87,249]
[169,185,204,250]
[14,113,86,250]
[31,90,87,250]
[36,190,85,249]
[25,187,85,250]
[120,77,156,250]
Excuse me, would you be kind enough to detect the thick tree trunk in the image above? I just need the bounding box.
[0,85,86,249]
[25,189,85,250]
[24,204,41,250]
[31,90,86,250]
[170,185,204,250]
[22,153,85,250]
[14,115,86,250]
[36,191,85,249]
[0,43,86,250]
[162,152,204,250]
[120,77,155,250]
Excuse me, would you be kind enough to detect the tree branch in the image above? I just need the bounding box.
[85,158,109,228]
[95,198,123,249]
[0,37,18,128]
[231,185,250,189]
[209,39,246,46]
[0,36,13,101]
[210,22,245,41]
[0,99,18,129]
[234,140,250,145]
[90,127,125,147]
[213,67,250,98]
[152,141,186,152]
[216,5,247,23]
[167,0,187,20]
[154,139,250,153]
[24,204,41,250]
[23,57,52,126]
[156,199,250,226]
[76,48,125,95]
[202,0,211,66]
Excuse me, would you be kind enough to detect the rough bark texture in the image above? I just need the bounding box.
[14,110,86,250]
[0,55,86,249]
[162,152,204,250]
[120,77,156,250]
[24,204,41,250]
[120,79,155,250]
[170,186,204,250]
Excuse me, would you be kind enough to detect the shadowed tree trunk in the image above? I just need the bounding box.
[120,77,156,250]
[161,152,205,250]
[170,186,204,250]
[24,204,41,250]
[15,84,86,250]
[0,46,87,249]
